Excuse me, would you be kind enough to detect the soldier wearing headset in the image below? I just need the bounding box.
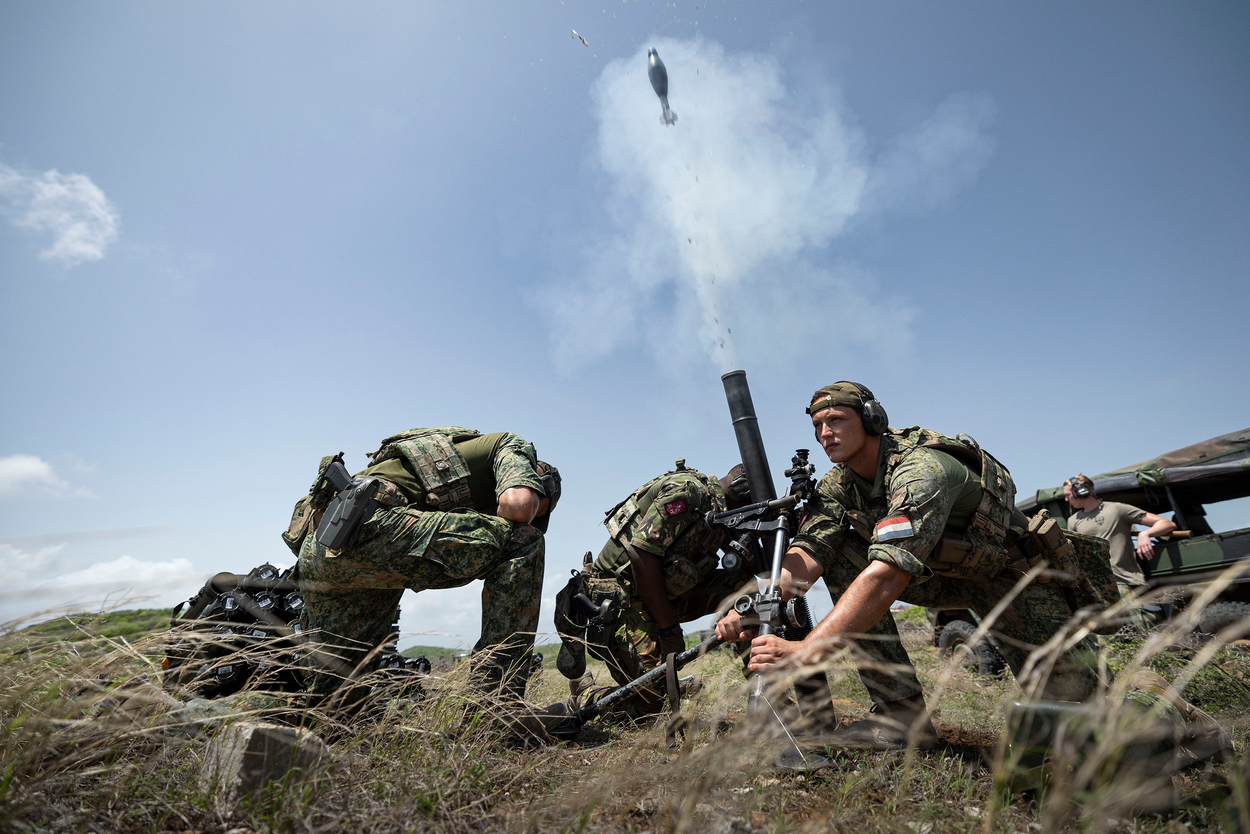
[715,381,1106,748]
[1064,474,1176,628]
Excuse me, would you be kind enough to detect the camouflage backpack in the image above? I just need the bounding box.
[602,461,726,541]
[602,461,731,596]
[886,427,1018,580]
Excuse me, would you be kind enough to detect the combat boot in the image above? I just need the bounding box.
[566,671,596,711]
[504,702,582,745]
[872,693,939,749]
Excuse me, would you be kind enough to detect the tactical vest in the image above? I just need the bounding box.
[601,462,730,594]
[368,426,481,511]
[884,427,1018,580]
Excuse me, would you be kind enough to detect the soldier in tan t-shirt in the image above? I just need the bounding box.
[1064,474,1176,628]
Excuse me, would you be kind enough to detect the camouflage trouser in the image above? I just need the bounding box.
[825,536,1100,706]
[298,505,544,700]
[581,562,753,720]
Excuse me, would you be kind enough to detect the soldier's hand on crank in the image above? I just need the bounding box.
[714,609,756,642]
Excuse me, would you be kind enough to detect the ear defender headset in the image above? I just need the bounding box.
[1070,476,1093,499]
[840,381,890,436]
[806,381,890,435]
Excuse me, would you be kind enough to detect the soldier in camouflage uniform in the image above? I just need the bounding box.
[555,461,753,719]
[291,427,559,702]
[715,383,1113,743]
[717,383,1230,760]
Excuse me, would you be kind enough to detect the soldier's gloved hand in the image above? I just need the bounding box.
[656,624,685,658]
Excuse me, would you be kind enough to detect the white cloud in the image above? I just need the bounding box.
[0,546,205,626]
[0,162,119,265]
[539,40,990,373]
[0,454,92,500]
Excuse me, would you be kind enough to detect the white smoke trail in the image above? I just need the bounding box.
[541,38,992,374]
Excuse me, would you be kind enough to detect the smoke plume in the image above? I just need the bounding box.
[541,39,993,374]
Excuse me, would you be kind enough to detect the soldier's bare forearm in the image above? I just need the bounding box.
[497,486,541,523]
[627,545,678,630]
[801,560,911,660]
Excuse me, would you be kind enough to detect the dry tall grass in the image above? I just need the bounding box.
[2,584,1248,834]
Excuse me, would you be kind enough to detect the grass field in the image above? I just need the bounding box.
[2,605,1248,833]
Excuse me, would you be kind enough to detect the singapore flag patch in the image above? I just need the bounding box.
[875,516,914,542]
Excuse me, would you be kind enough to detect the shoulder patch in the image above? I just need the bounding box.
[664,499,689,516]
[875,515,914,542]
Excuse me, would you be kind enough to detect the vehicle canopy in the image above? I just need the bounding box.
[1018,427,1250,534]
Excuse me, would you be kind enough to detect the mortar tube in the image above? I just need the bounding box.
[721,370,777,504]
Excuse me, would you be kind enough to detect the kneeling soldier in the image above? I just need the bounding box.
[556,461,753,719]
[716,382,1230,762]
[288,427,559,704]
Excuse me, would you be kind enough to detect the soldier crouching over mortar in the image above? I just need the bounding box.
[555,461,754,720]
[715,383,1230,764]
[288,427,559,706]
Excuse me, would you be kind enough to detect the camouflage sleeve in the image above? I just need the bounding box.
[868,448,951,579]
[491,433,544,497]
[790,474,852,570]
[628,478,700,557]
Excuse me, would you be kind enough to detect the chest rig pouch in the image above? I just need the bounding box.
[891,428,1018,580]
[368,426,480,511]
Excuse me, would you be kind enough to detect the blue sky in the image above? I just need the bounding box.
[2,1,1247,647]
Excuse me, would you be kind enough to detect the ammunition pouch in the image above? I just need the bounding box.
[282,495,317,556]
[663,555,702,597]
[927,535,1012,580]
[372,478,411,509]
[369,426,479,511]
[1027,511,1082,580]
